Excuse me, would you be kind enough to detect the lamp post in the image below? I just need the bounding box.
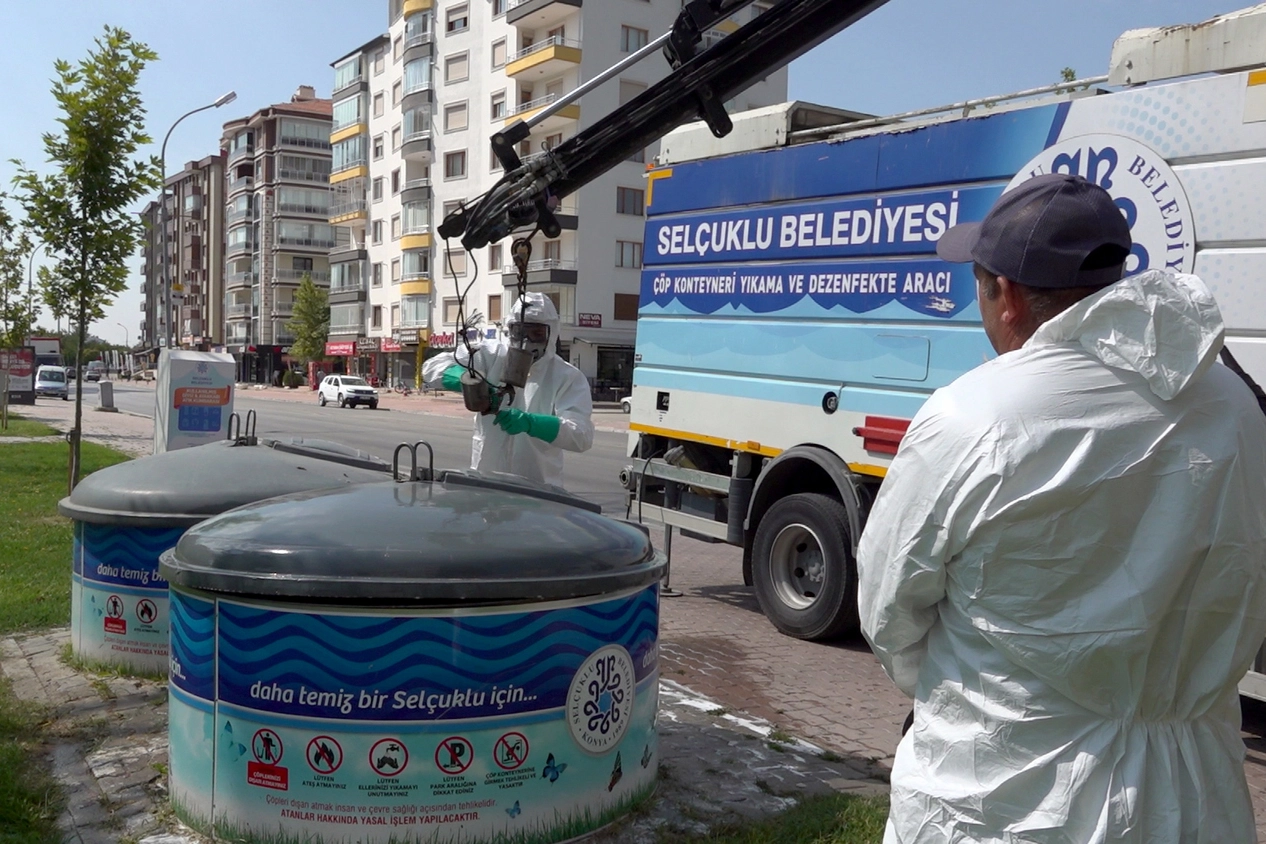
[26,242,48,338]
[160,91,237,352]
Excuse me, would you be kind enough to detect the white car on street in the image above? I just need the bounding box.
[317,375,378,409]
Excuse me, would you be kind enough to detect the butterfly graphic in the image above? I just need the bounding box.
[641,744,652,769]
[90,596,103,618]
[542,753,567,783]
[505,800,521,819]
[608,751,623,792]
[219,720,248,762]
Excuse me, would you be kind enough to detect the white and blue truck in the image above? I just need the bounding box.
[623,3,1266,702]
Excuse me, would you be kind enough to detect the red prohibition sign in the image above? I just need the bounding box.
[434,736,473,775]
[306,735,343,775]
[494,732,529,770]
[369,738,408,777]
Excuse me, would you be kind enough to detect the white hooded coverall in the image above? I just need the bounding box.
[858,270,1266,843]
[422,292,594,488]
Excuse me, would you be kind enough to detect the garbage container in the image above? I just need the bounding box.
[162,472,665,844]
[58,438,390,676]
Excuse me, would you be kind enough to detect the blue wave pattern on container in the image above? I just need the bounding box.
[73,522,83,576]
[170,590,216,701]
[81,524,182,589]
[217,587,659,721]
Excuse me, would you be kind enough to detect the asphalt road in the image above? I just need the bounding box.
[70,380,633,513]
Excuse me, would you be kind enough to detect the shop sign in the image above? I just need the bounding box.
[380,338,403,353]
[578,313,603,328]
[324,341,355,357]
[356,337,380,354]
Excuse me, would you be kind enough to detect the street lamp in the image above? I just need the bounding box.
[160,90,237,351]
[26,242,48,337]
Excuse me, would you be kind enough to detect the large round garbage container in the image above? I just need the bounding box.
[58,438,389,676]
[162,473,665,844]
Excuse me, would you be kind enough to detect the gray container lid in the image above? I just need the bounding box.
[162,474,662,603]
[59,439,390,527]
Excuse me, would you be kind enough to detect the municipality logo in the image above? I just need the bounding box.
[1011,133,1194,277]
[196,362,208,374]
[566,645,634,755]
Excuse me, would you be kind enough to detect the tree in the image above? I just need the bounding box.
[286,273,329,367]
[37,265,72,333]
[1060,67,1077,83]
[11,27,161,489]
[0,199,35,348]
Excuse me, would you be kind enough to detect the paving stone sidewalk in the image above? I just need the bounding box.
[8,398,153,458]
[0,630,886,844]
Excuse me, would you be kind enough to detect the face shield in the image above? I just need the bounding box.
[509,321,551,363]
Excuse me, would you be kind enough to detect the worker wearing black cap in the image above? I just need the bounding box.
[857,173,1266,842]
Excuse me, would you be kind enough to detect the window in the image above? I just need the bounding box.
[392,80,402,105]
[372,135,384,160]
[393,35,402,61]
[391,304,400,328]
[391,259,401,284]
[401,295,428,327]
[391,214,401,240]
[403,202,429,233]
[372,220,383,245]
[620,26,649,53]
[373,263,384,287]
[374,49,386,75]
[491,39,507,68]
[403,250,430,279]
[404,59,431,94]
[614,293,640,321]
[619,79,647,106]
[278,187,330,214]
[446,4,469,33]
[545,132,563,149]
[616,187,645,215]
[443,200,462,218]
[616,240,643,268]
[490,91,506,120]
[332,95,365,131]
[278,120,327,149]
[392,126,402,149]
[391,169,401,194]
[627,147,646,163]
[445,52,469,84]
[443,249,467,276]
[373,93,385,118]
[293,256,314,271]
[543,240,561,262]
[444,102,468,132]
[444,150,467,180]
[372,305,383,329]
[330,303,364,331]
[488,294,502,323]
[443,298,461,324]
[331,135,366,172]
[489,244,502,273]
[333,56,362,92]
[492,0,506,16]
[372,178,384,202]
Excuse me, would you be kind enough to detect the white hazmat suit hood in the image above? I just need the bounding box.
[859,270,1266,843]
[422,292,593,488]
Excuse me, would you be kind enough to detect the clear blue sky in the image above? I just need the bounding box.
[0,0,1246,347]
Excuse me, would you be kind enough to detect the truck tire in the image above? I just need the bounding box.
[751,492,860,640]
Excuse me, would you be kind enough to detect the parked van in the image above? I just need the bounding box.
[35,366,69,401]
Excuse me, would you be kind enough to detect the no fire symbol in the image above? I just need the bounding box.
[306,735,343,775]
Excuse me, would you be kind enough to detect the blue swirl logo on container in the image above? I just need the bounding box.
[566,645,634,754]
[1011,133,1194,277]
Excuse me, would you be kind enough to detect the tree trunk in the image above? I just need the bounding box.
[69,285,87,492]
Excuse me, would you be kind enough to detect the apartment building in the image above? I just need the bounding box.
[221,86,337,383]
[331,0,786,391]
[136,153,227,356]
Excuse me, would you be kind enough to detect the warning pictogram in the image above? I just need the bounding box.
[369,738,408,777]
[435,736,474,775]
[104,595,127,634]
[493,732,529,771]
[136,599,157,625]
[252,729,284,765]
[106,595,125,618]
[306,736,343,775]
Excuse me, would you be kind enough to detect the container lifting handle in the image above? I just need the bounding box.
[393,441,437,482]
[226,409,259,446]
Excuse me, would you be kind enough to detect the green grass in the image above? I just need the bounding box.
[0,442,130,634]
[0,676,61,844]
[657,793,889,844]
[0,414,60,438]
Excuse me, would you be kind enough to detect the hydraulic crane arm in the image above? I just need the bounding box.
[438,0,890,251]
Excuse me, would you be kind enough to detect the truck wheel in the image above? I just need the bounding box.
[752,493,859,640]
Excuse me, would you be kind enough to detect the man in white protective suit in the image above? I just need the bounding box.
[857,173,1266,843]
[423,292,593,488]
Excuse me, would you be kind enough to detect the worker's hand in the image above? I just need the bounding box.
[494,408,561,443]
[441,364,465,393]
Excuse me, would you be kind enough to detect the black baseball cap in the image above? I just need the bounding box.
[936,173,1131,289]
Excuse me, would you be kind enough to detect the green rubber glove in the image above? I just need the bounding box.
[494,408,561,443]
[440,364,465,392]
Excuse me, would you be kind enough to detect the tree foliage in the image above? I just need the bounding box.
[10,26,161,488]
[286,273,329,365]
[0,199,35,348]
[1060,67,1077,83]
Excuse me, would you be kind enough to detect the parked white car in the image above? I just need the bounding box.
[35,365,69,400]
[317,375,378,409]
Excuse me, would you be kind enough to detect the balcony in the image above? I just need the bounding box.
[225,239,256,257]
[501,258,577,286]
[403,25,435,63]
[329,199,368,224]
[228,176,254,195]
[400,178,432,203]
[399,279,431,297]
[275,269,330,283]
[278,134,332,152]
[506,36,582,80]
[228,144,255,164]
[505,94,580,131]
[226,206,255,224]
[277,201,330,218]
[272,302,295,317]
[225,271,257,289]
[329,159,368,185]
[275,235,337,250]
[403,0,433,14]
[401,130,433,164]
[277,168,330,185]
[227,303,252,318]
[507,0,581,28]
[329,241,368,262]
